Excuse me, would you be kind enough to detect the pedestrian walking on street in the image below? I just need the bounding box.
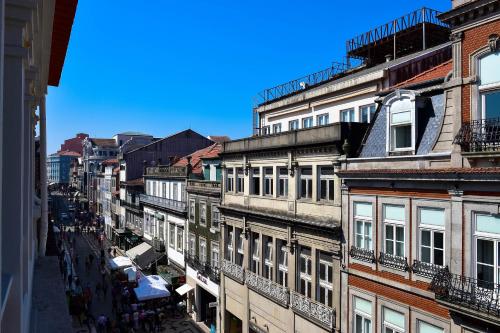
[96,314,107,333]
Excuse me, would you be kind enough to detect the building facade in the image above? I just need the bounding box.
[47,151,80,185]
[57,132,88,155]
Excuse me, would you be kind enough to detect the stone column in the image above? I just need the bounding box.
[39,95,48,255]
[286,225,296,291]
[449,189,464,276]
[242,221,250,333]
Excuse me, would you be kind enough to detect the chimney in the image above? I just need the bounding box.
[186,156,192,175]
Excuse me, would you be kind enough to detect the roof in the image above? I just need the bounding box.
[58,150,81,157]
[393,60,452,89]
[48,0,78,86]
[208,135,230,143]
[117,131,151,136]
[173,143,222,174]
[338,167,500,181]
[90,138,116,148]
[125,129,213,155]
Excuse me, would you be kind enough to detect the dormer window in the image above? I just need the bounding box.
[390,110,412,150]
[385,90,417,154]
[478,52,500,120]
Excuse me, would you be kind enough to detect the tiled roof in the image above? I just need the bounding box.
[173,143,222,174]
[90,138,116,148]
[393,60,452,89]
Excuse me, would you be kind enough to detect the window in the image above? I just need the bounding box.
[318,252,333,307]
[289,119,299,131]
[263,237,273,280]
[417,320,443,333]
[340,108,355,122]
[189,200,195,222]
[418,208,445,267]
[302,117,313,128]
[172,183,178,200]
[211,205,220,229]
[383,307,405,333]
[390,109,413,151]
[169,223,175,249]
[226,229,234,261]
[200,202,207,226]
[299,247,312,297]
[211,242,220,269]
[251,233,260,275]
[474,214,500,287]
[262,126,271,135]
[278,242,288,287]
[251,168,260,195]
[236,231,245,266]
[383,205,405,257]
[226,168,234,192]
[479,52,500,120]
[353,297,372,333]
[264,168,273,196]
[159,221,164,240]
[299,167,312,199]
[360,104,376,123]
[199,237,207,264]
[152,181,157,197]
[177,227,183,252]
[317,113,329,126]
[354,202,373,250]
[189,233,196,256]
[319,166,334,201]
[162,183,167,198]
[236,168,244,193]
[273,123,282,133]
[278,167,288,197]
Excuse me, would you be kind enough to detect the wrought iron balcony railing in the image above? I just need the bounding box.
[290,290,335,331]
[185,253,220,283]
[349,246,376,263]
[139,194,186,213]
[430,268,500,317]
[379,252,410,271]
[245,270,289,307]
[221,259,244,284]
[453,118,500,153]
[411,260,443,279]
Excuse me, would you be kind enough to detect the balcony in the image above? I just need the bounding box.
[121,199,141,212]
[430,269,500,320]
[139,194,186,213]
[290,290,335,331]
[411,260,443,279]
[379,252,409,272]
[245,270,289,307]
[221,259,244,284]
[186,179,221,196]
[144,165,187,178]
[349,246,376,263]
[453,118,500,153]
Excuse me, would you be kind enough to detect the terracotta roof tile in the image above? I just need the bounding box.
[90,138,116,147]
[173,143,222,174]
[393,60,452,89]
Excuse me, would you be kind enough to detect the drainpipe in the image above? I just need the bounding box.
[39,95,48,256]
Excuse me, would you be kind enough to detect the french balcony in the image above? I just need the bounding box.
[349,246,376,263]
[139,194,186,213]
[379,252,410,272]
[411,260,443,279]
[185,253,206,273]
[221,259,244,284]
[245,270,289,307]
[453,118,500,153]
[430,268,500,321]
[290,290,336,331]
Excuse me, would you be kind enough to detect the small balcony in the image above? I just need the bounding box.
[139,194,186,213]
[221,259,244,284]
[453,118,500,153]
[430,269,500,321]
[379,252,409,272]
[411,260,443,279]
[349,246,376,263]
[290,290,336,331]
[245,270,289,307]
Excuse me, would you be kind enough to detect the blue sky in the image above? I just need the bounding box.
[47,0,450,153]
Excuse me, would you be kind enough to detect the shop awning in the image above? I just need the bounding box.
[108,256,133,270]
[175,284,194,296]
[134,275,171,301]
[125,242,162,270]
[124,266,137,282]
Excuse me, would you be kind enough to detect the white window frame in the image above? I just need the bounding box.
[251,234,260,275]
[340,108,355,122]
[236,168,244,193]
[236,231,245,266]
[199,237,207,264]
[188,232,196,257]
[354,202,373,251]
[211,204,220,230]
[211,241,220,269]
[317,113,329,126]
[302,117,313,129]
[278,167,288,197]
[360,104,376,123]
[262,125,271,135]
[200,202,207,226]
[353,297,372,333]
[278,243,288,287]
[227,230,234,262]
[383,205,406,258]
[318,254,333,307]
[289,119,299,131]
[273,123,282,134]
[478,52,500,120]
[177,226,183,252]
[169,223,175,249]
[264,238,273,280]
[418,208,445,267]
[189,199,196,222]
[226,168,234,192]
[382,307,405,333]
[318,166,334,201]
[299,167,313,200]
[474,213,500,286]
[251,168,261,195]
[299,249,312,298]
[264,167,273,196]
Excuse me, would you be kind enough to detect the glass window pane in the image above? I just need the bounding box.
[384,205,405,221]
[394,125,412,148]
[385,240,393,255]
[391,111,411,124]
[319,263,326,280]
[320,180,327,199]
[421,230,431,246]
[420,208,445,226]
[477,239,494,264]
[434,232,443,249]
[476,214,500,234]
[396,226,404,242]
[355,202,372,218]
[484,91,500,119]
[385,225,394,240]
[434,249,444,266]
[354,296,372,315]
[421,247,431,263]
[477,264,494,285]
[383,307,405,329]
[418,320,444,333]
[396,242,404,257]
[480,52,500,86]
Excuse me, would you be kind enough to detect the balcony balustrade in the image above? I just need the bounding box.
[221,259,244,283]
[139,194,186,213]
[430,268,500,317]
[245,270,289,307]
[349,246,376,263]
[411,260,443,279]
[379,252,409,271]
[453,118,500,153]
[290,290,335,331]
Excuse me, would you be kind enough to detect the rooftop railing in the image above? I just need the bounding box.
[453,118,500,153]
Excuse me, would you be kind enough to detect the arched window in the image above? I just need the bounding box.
[478,52,500,120]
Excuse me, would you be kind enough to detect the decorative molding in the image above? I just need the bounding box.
[450,31,464,42]
[221,259,244,283]
[488,34,500,53]
[290,291,335,331]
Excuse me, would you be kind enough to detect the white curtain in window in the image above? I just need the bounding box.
[476,214,500,234]
[383,307,405,329]
[355,202,372,218]
[419,208,445,226]
[354,297,372,315]
[480,52,500,86]
[384,205,405,221]
[391,110,411,124]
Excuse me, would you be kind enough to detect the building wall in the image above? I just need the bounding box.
[58,133,88,155]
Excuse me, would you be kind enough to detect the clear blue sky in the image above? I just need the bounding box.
[47,0,450,154]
